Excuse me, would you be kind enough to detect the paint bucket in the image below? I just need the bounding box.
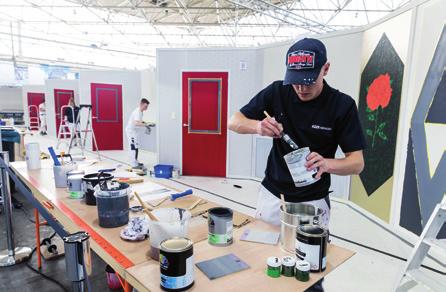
[67,174,85,199]
[295,260,310,282]
[266,256,281,278]
[295,224,328,272]
[281,256,296,277]
[82,172,114,206]
[25,143,41,170]
[280,203,322,253]
[159,237,194,291]
[207,207,233,246]
[149,208,191,261]
[66,170,85,184]
[105,265,122,290]
[53,163,77,188]
[283,147,319,187]
[95,182,130,228]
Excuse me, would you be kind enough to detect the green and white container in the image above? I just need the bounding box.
[266,257,281,278]
[281,256,296,277]
[208,207,233,246]
[295,260,310,282]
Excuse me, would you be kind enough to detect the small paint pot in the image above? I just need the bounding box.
[208,207,233,246]
[266,256,281,278]
[281,256,296,277]
[295,260,310,282]
[67,174,85,199]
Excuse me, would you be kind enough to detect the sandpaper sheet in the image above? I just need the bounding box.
[196,253,250,280]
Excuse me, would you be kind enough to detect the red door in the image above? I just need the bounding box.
[91,83,123,150]
[27,92,45,130]
[182,72,228,177]
[54,89,74,135]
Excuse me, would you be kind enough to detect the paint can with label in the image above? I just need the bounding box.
[67,174,85,199]
[208,207,233,246]
[281,256,296,277]
[283,147,319,187]
[295,260,310,282]
[266,256,281,278]
[159,237,194,291]
[295,224,328,273]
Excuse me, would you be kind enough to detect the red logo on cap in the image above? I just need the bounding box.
[287,50,315,70]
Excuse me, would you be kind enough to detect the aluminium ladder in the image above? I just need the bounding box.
[56,105,73,149]
[395,197,446,291]
[67,105,100,160]
[28,105,40,131]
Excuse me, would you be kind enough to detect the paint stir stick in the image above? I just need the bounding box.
[134,192,159,221]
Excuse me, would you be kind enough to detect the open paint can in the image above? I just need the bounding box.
[159,237,194,291]
[94,182,130,228]
[280,202,322,253]
[208,207,233,246]
[283,147,319,187]
[149,208,191,261]
[82,172,113,206]
[295,224,328,272]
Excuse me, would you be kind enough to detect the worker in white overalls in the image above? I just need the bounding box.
[38,100,47,135]
[125,98,150,169]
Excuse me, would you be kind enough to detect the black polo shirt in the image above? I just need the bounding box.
[240,80,366,202]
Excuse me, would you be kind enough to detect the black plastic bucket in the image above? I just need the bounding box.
[95,182,129,228]
[82,172,113,206]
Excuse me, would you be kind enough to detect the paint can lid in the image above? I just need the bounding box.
[160,237,193,253]
[281,256,296,267]
[267,256,281,268]
[295,260,310,272]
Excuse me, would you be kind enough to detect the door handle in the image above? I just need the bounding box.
[183,124,189,127]
[92,116,98,119]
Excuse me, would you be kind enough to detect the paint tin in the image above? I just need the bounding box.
[67,174,85,199]
[283,147,319,187]
[295,260,310,282]
[208,207,233,246]
[281,256,296,277]
[295,224,328,272]
[266,256,281,278]
[159,237,194,291]
[82,172,114,206]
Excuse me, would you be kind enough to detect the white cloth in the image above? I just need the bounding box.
[255,185,330,228]
[125,107,143,137]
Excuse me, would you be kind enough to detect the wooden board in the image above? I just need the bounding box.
[126,220,356,292]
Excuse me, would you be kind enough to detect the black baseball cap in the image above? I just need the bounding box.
[283,38,327,85]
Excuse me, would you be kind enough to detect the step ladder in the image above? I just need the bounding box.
[68,105,101,160]
[28,105,40,131]
[395,197,446,292]
[56,105,73,149]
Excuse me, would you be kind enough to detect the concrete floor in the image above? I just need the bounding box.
[0,133,445,291]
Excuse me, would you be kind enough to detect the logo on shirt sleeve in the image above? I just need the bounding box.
[287,50,315,70]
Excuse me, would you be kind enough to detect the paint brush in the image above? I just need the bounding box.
[263,111,299,150]
[134,192,159,221]
[280,194,286,212]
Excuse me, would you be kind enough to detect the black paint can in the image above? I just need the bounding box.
[296,224,328,273]
[159,237,194,291]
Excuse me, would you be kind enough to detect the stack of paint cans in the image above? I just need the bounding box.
[207,207,233,246]
[159,237,194,291]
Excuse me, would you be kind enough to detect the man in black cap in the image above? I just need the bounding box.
[229,38,366,291]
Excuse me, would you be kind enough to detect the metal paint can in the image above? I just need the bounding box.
[281,256,296,277]
[159,237,194,291]
[283,147,319,187]
[295,260,310,282]
[266,256,281,278]
[208,207,233,246]
[67,174,85,199]
[295,224,328,273]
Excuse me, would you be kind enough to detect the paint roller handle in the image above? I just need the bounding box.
[97,168,116,173]
[171,189,193,201]
[48,147,61,166]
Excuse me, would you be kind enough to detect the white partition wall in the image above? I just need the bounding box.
[157,48,263,177]
[44,79,79,138]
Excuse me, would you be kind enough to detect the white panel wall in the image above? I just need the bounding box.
[0,87,23,111]
[78,70,142,151]
[22,85,46,127]
[157,48,263,177]
[44,79,79,137]
[139,68,157,152]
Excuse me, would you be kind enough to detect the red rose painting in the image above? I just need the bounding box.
[366,73,392,111]
[365,73,393,147]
